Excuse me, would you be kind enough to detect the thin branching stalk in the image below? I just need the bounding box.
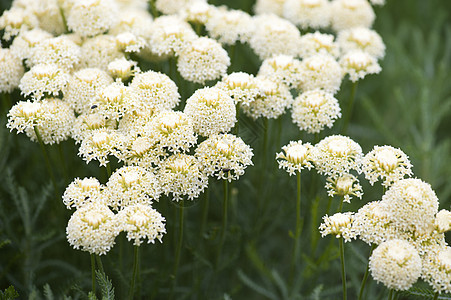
[387,289,393,300]
[326,196,334,216]
[91,254,96,295]
[149,0,158,18]
[338,196,345,213]
[171,201,185,299]
[200,182,210,239]
[95,255,104,274]
[339,237,347,300]
[291,172,302,276]
[342,81,358,134]
[358,244,377,300]
[34,127,58,194]
[106,162,112,179]
[433,291,439,300]
[57,143,69,184]
[217,180,229,268]
[128,245,140,300]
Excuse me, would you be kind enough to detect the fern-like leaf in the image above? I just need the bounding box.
[96,271,115,300]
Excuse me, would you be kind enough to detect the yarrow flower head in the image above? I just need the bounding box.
[117,204,166,246]
[291,89,341,134]
[65,68,114,114]
[249,14,301,60]
[27,36,81,70]
[362,145,413,188]
[130,71,181,113]
[435,210,451,234]
[148,15,197,57]
[157,154,208,201]
[325,173,363,203]
[205,8,253,45]
[253,0,285,16]
[19,64,70,101]
[276,140,316,175]
[104,166,161,211]
[195,133,254,182]
[381,178,439,233]
[155,0,206,15]
[298,32,340,59]
[215,72,260,106]
[146,110,197,154]
[10,28,52,63]
[71,112,116,144]
[0,48,24,93]
[283,0,331,30]
[67,0,119,38]
[108,58,140,81]
[340,50,381,82]
[80,35,124,71]
[337,27,386,59]
[177,37,230,84]
[258,55,302,88]
[314,135,363,177]
[66,203,119,255]
[330,0,375,32]
[0,7,39,41]
[115,32,146,53]
[92,80,137,121]
[7,98,75,145]
[242,77,293,119]
[62,177,104,209]
[369,239,422,291]
[422,246,451,293]
[319,212,356,242]
[299,53,343,94]
[184,87,236,137]
[352,201,406,246]
[78,128,124,167]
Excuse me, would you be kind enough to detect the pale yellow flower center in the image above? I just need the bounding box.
[328,140,349,156]
[85,210,106,229]
[226,73,253,89]
[170,157,190,173]
[346,52,371,70]
[131,137,151,156]
[85,114,106,129]
[159,114,181,133]
[130,210,148,227]
[330,213,351,229]
[92,131,110,147]
[79,178,100,192]
[336,176,354,195]
[216,140,233,157]
[375,149,398,172]
[121,171,140,187]
[33,65,57,80]
[285,145,308,164]
[20,102,41,118]
[304,0,321,8]
[387,245,408,266]
[305,93,325,108]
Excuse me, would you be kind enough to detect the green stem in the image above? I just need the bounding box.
[338,196,345,213]
[263,118,269,169]
[91,254,96,296]
[106,162,112,179]
[326,196,333,216]
[358,244,377,300]
[200,183,210,238]
[2,93,11,113]
[34,127,58,194]
[171,201,185,299]
[433,291,439,300]
[95,255,104,274]
[128,245,140,300]
[339,237,347,300]
[217,180,229,268]
[342,81,358,135]
[57,143,69,184]
[292,172,302,267]
[387,289,393,300]
[149,0,159,18]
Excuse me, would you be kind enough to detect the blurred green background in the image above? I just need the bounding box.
[0,0,450,299]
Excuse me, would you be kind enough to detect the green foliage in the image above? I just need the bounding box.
[0,0,450,299]
[0,286,19,300]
